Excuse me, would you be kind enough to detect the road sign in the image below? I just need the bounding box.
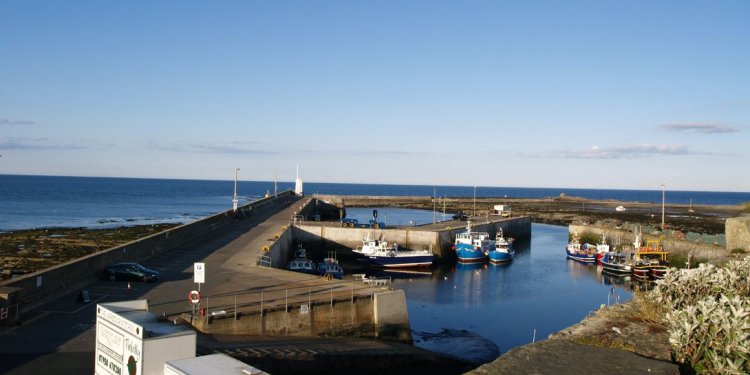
[193,262,205,284]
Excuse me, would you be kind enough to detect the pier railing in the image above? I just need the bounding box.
[188,276,392,319]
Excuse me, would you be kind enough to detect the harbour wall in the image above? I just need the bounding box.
[726,217,750,252]
[294,216,532,261]
[187,289,411,342]
[0,191,296,313]
[568,224,726,260]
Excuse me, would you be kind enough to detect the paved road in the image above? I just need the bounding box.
[0,195,386,374]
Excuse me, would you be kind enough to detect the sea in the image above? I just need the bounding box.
[0,174,729,358]
[1,174,748,232]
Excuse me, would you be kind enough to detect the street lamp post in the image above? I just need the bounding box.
[661,182,666,231]
[473,186,477,217]
[232,168,240,212]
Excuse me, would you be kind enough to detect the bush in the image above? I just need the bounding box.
[731,248,746,255]
[645,257,750,373]
[570,231,601,245]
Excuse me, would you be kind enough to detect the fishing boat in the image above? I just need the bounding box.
[566,232,598,263]
[318,253,344,280]
[453,221,493,263]
[631,230,670,280]
[595,234,610,261]
[488,229,515,263]
[286,244,317,275]
[600,252,632,275]
[353,233,433,268]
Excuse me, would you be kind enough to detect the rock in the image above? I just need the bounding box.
[467,339,679,375]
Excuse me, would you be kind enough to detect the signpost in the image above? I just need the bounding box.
[193,263,205,316]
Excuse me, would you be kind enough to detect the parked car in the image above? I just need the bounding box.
[102,262,159,282]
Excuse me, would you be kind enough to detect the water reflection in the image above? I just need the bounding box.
[392,223,636,355]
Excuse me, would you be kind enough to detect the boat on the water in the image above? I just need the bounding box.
[454,221,493,263]
[631,230,670,280]
[600,252,632,275]
[488,229,514,264]
[353,233,433,268]
[286,244,317,275]
[566,232,597,263]
[318,254,344,280]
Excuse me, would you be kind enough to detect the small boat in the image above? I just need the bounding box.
[318,253,343,280]
[352,233,433,268]
[600,252,632,275]
[488,229,514,264]
[453,221,493,263]
[566,232,597,263]
[615,206,626,212]
[286,244,317,275]
[631,230,670,280]
[595,234,610,261]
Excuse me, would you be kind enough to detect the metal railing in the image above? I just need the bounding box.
[193,277,392,319]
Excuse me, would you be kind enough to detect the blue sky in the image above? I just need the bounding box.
[1,1,748,191]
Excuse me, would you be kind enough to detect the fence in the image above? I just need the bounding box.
[191,276,392,319]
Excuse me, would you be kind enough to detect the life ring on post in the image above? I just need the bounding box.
[189,290,200,304]
[325,273,333,281]
[262,245,270,252]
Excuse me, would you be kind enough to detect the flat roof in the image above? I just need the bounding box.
[166,353,267,375]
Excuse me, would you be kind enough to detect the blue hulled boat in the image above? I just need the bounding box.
[565,232,597,263]
[286,244,317,275]
[489,229,515,264]
[454,222,493,263]
[318,254,344,279]
[353,233,433,268]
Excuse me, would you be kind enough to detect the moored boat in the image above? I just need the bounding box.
[318,254,344,280]
[631,230,670,280]
[566,232,597,263]
[453,222,493,263]
[600,252,632,275]
[353,233,433,268]
[488,229,514,264]
[286,244,317,275]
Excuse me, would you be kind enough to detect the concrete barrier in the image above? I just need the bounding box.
[186,290,411,342]
[1,191,295,312]
[726,217,750,253]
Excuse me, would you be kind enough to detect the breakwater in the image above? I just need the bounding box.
[0,191,295,314]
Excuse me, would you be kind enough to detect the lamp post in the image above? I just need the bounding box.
[473,186,477,217]
[661,182,666,231]
[232,168,240,212]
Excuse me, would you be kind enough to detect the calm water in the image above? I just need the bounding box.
[392,223,634,354]
[2,174,748,231]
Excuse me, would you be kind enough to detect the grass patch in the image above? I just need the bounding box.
[731,248,747,254]
[669,253,702,269]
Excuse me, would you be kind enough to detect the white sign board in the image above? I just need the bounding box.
[96,302,145,375]
[193,263,205,284]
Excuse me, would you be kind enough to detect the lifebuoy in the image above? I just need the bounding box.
[262,245,270,252]
[189,290,200,304]
[325,273,333,281]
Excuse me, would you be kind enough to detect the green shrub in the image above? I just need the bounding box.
[731,248,746,254]
[569,231,601,245]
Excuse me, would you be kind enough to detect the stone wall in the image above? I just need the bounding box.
[187,290,411,342]
[569,224,726,260]
[726,217,750,252]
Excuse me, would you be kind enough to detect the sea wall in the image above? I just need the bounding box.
[726,216,750,252]
[294,216,532,260]
[0,191,295,312]
[187,290,411,342]
[568,224,726,259]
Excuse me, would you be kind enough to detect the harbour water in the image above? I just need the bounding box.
[2,174,748,231]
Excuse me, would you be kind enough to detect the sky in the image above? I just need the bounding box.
[1,1,749,191]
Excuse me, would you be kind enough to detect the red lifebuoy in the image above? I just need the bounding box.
[189,290,200,304]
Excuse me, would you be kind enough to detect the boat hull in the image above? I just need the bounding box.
[488,251,514,263]
[566,249,597,263]
[455,244,488,263]
[360,254,434,268]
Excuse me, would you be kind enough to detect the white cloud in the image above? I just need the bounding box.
[537,144,707,159]
[0,118,35,125]
[660,122,739,134]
